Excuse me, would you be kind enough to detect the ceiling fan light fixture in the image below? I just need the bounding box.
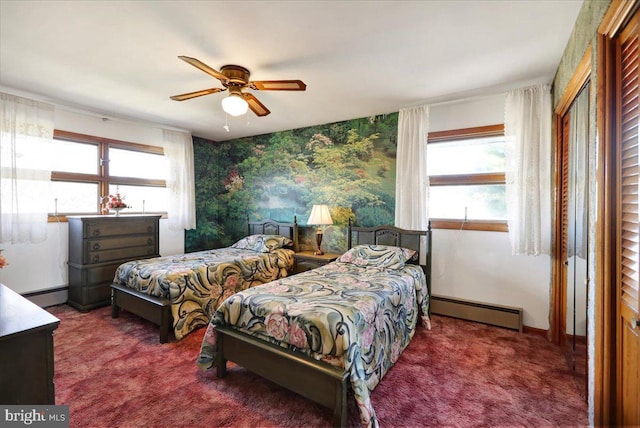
[221,93,248,116]
[171,57,305,118]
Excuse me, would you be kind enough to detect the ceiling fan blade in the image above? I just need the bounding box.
[250,80,306,91]
[178,56,228,81]
[169,87,225,101]
[241,93,271,117]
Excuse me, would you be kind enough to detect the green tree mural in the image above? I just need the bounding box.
[185,113,399,253]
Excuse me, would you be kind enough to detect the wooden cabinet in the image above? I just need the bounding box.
[293,251,340,274]
[0,283,59,404]
[67,215,161,311]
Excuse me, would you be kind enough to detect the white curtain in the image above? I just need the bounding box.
[504,84,552,255]
[0,93,54,244]
[162,129,196,231]
[394,105,429,230]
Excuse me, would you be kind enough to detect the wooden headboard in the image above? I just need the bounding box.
[347,221,432,297]
[247,217,299,252]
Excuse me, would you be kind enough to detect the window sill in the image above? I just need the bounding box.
[430,219,508,232]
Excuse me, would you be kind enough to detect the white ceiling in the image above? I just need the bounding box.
[0,0,582,142]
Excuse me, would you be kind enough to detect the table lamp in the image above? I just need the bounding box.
[307,204,333,255]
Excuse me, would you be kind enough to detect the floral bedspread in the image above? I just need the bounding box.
[113,248,295,339]
[197,261,429,427]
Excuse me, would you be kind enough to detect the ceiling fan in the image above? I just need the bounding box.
[170,56,306,117]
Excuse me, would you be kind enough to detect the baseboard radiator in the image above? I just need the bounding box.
[431,295,523,332]
[23,286,68,308]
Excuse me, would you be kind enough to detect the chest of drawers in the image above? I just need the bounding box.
[67,215,161,311]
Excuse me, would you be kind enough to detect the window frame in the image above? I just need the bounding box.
[428,123,508,232]
[50,130,166,221]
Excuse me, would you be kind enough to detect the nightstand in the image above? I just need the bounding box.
[294,251,340,274]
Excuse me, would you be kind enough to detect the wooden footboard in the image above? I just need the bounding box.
[110,283,172,343]
[215,326,349,427]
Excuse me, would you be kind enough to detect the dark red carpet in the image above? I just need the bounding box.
[47,305,588,427]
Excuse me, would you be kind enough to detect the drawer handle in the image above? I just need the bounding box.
[148,248,154,255]
[92,229,101,237]
[92,255,100,263]
[147,226,153,232]
[92,243,101,250]
[147,238,153,245]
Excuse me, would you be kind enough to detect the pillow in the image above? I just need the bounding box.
[337,245,417,269]
[231,234,293,253]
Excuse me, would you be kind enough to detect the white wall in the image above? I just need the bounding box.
[428,94,552,330]
[0,90,553,329]
[0,98,185,296]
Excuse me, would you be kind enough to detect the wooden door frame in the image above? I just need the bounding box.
[552,46,592,349]
[596,0,639,425]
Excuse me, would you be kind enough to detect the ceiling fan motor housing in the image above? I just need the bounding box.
[220,65,251,87]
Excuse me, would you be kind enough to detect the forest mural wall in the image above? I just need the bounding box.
[185,113,399,253]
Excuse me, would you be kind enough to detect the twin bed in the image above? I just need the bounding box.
[110,220,432,427]
[110,219,299,342]
[197,223,432,427]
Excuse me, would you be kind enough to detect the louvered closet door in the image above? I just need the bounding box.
[615,10,640,425]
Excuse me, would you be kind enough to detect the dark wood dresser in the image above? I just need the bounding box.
[67,214,161,311]
[0,283,60,404]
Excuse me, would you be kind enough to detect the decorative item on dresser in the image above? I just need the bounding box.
[0,283,59,404]
[293,250,340,274]
[67,215,161,312]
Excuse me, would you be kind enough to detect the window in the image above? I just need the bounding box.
[50,130,167,219]
[427,124,507,232]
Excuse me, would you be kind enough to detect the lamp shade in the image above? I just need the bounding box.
[221,94,248,116]
[307,204,333,225]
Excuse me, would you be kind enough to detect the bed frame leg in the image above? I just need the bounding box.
[216,359,227,378]
[216,349,227,378]
[159,325,168,344]
[111,303,120,318]
[332,380,347,428]
[159,306,170,343]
